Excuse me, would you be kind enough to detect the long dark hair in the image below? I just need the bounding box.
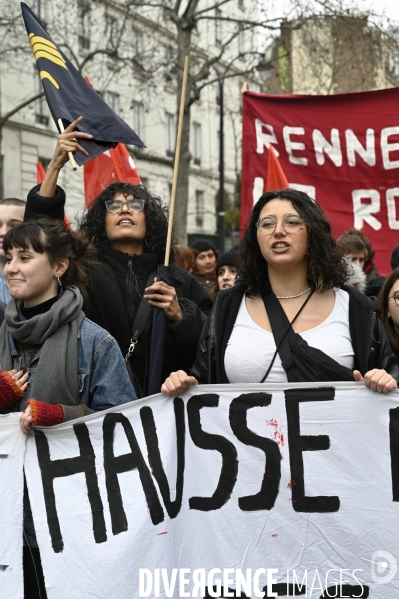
[3,218,96,300]
[79,182,176,263]
[378,268,399,363]
[238,189,347,296]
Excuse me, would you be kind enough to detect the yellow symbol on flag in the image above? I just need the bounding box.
[28,32,67,89]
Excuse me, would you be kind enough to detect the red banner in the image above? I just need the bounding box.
[241,88,399,274]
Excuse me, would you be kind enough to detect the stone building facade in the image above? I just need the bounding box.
[0,0,259,244]
[262,16,399,96]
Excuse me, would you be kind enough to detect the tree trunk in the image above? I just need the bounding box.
[173,27,192,245]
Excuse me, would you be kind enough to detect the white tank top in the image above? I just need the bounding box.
[224,289,354,384]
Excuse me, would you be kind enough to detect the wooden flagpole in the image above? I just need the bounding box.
[164,55,190,266]
[57,119,78,171]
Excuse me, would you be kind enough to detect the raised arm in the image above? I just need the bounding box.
[25,117,92,222]
[39,116,92,197]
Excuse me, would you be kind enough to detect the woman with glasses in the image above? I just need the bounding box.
[25,118,213,396]
[162,189,397,394]
[378,269,399,365]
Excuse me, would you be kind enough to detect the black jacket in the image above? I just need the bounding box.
[191,284,398,384]
[25,185,214,392]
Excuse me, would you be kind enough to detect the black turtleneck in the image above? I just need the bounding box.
[20,294,59,320]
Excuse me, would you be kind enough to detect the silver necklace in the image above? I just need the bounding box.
[276,287,311,299]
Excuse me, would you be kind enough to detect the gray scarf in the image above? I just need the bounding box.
[0,286,85,406]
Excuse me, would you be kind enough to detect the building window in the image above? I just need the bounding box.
[165,112,175,157]
[388,46,399,81]
[38,156,51,171]
[164,45,172,65]
[238,26,243,55]
[105,91,120,113]
[215,81,221,105]
[105,16,117,51]
[215,9,222,44]
[195,190,204,227]
[133,102,144,138]
[193,122,201,166]
[132,29,143,56]
[34,72,48,126]
[78,3,90,50]
[35,0,47,23]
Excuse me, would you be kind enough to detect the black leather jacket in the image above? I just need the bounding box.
[191,284,398,384]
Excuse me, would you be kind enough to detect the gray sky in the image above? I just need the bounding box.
[364,0,399,24]
[266,0,399,35]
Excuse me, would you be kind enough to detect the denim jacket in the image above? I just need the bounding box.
[10,317,137,412]
[20,317,137,547]
[0,272,10,304]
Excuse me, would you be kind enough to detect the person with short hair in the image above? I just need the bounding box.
[174,244,196,273]
[338,228,385,296]
[190,239,218,293]
[336,233,367,269]
[0,198,26,302]
[162,189,397,395]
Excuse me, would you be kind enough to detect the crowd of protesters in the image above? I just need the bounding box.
[2,121,399,598]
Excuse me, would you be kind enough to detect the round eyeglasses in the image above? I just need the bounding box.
[389,291,399,307]
[105,199,145,213]
[256,214,305,236]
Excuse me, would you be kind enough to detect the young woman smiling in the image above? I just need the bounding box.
[0,218,136,599]
[25,118,213,396]
[162,189,397,394]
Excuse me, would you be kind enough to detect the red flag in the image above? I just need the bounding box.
[36,161,46,184]
[84,145,141,207]
[265,145,289,191]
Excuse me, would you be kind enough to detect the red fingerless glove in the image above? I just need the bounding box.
[27,400,64,427]
[0,372,24,410]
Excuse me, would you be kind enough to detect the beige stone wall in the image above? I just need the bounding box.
[263,15,399,97]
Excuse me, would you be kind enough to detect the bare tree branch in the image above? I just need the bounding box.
[0,92,44,129]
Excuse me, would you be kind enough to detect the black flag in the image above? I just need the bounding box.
[21,3,145,166]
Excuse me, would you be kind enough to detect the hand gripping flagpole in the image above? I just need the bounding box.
[57,119,78,171]
[164,55,190,266]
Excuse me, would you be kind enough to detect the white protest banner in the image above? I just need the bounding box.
[23,382,399,598]
[0,414,26,599]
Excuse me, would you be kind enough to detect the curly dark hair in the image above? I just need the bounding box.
[237,189,347,295]
[378,268,399,363]
[78,182,176,263]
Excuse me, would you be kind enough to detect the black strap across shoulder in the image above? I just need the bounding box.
[124,271,157,398]
[260,286,313,383]
[124,271,157,363]
[260,284,354,383]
